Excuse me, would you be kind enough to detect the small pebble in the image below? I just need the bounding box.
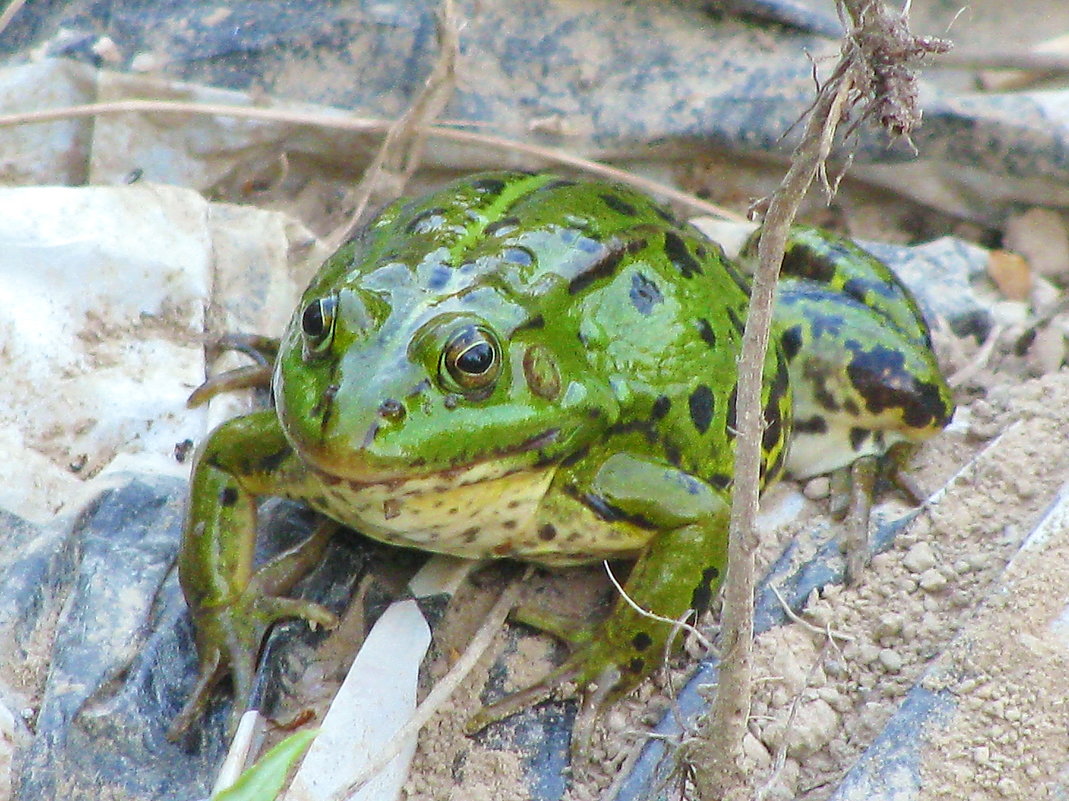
[91,35,122,63]
[918,568,948,592]
[131,52,164,72]
[986,249,1032,300]
[803,476,831,500]
[875,613,903,641]
[878,649,904,672]
[903,541,937,574]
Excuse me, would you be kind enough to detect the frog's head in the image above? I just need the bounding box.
[273,247,617,484]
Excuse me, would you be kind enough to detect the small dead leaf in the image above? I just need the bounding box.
[987,250,1033,301]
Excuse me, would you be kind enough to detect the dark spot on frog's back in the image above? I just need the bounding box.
[690,565,721,613]
[630,272,663,315]
[569,488,657,530]
[663,230,702,278]
[782,242,836,283]
[688,384,714,434]
[664,439,682,467]
[762,413,783,453]
[794,416,828,434]
[764,444,787,484]
[484,216,520,237]
[538,178,577,193]
[405,206,448,235]
[727,307,746,337]
[781,325,803,360]
[219,486,239,507]
[653,204,681,226]
[844,275,898,302]
[696,318,717,347]
[560,445,589,467]
[631,631,653,651]
[708,473,731,490]
[538,523,557,541]
[724,262,750,295]
[567,238,645,295]
[471,177,507,195]
[513,314,545,333]
[847,344,949,428]
[600,192,639,217]
[650,395,671,421]
[257,447,290,474]
[850,427,869,451]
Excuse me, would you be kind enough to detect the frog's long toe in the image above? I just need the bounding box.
[167,647,225,741]
[167,589,337,741]
[466,662,580,734]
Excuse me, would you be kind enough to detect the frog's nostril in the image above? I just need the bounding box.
[378,398,405,421]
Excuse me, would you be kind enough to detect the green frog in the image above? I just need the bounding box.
[167,172,954,739]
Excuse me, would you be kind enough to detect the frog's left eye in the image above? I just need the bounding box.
[440,325,502,395]
[300,295,338,359]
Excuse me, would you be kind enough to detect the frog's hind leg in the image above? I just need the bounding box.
[468,453,731,746]
[167,411,339,741]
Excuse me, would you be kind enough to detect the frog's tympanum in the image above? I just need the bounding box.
[167,172,954,739]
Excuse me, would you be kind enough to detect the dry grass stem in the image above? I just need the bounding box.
[328,0,460,248]
[603,561,712,650]
[0,103,745,223]
[0,0,28,38]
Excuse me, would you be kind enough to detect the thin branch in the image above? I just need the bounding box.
[769,585,855,642]
[691,73,855,801]
[689,2,948,797]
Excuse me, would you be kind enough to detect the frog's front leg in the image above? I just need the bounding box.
[167,410,339,741]
[471,453,730,732]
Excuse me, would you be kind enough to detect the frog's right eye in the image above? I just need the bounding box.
[300,295,338,359]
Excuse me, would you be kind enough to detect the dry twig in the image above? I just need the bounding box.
[688,2,949,798]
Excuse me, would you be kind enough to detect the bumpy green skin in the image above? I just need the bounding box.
[168,172,954,738]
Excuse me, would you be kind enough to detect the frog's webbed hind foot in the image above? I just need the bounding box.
[167,522,340,741]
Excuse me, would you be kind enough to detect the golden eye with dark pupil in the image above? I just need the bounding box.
[443,326,501,392]
[300,295,338,357]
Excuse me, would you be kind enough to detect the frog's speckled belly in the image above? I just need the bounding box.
[302,461,650,564]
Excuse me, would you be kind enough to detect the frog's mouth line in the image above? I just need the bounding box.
[304,426,564,489]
